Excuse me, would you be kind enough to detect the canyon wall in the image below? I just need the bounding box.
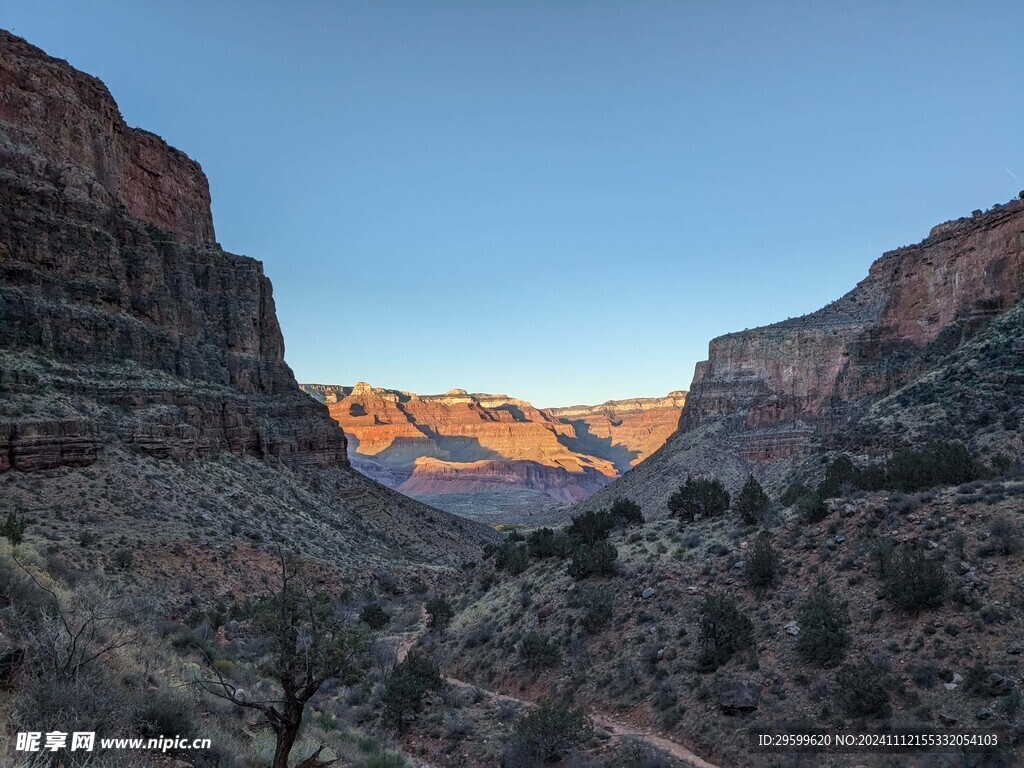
[0,29,346,471]
[582,197,1024,516]
[300,383,686,504]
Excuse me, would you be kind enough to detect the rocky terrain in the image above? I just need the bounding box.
[301,382,685,520]
[0,29,489,584]
[582,198,1024,518]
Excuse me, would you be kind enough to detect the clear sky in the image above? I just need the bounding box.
[3,2,1021,407]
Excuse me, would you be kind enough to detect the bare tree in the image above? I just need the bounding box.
[193,547,365,768]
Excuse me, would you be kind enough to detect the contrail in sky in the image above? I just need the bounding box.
[1006,167,1021,182]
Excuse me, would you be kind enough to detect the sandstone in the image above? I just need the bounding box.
[300,383,685,503]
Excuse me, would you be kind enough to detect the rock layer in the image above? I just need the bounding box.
[582,198,1024,516]
[301,383,686,501]
[0,29,345,471]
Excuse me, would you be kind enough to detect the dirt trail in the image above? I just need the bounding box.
[392,617,720,768]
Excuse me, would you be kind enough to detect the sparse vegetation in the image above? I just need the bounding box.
[567,540,618,580]
[734,475,770,525]
[668,476,730,522]
[882,547,947,612]
[425,596,454,631]
[837,659,892,718]
[697,593,754,670]
[796,583,850,667]
[744,532,778,589]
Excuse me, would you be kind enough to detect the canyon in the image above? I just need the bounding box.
[301,383,685,518]
[583,196,1024,517]
[0,29,488,576]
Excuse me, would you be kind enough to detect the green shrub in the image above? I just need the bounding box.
[383,651,444,731]
[780,481,811,507]
[360,602,390,630]
[425,596,454,631]
[519,631,560,670]
[795,492,828,524]
[818,455,859,498]
[668,477,730,521]
[133,689,196,739]
[565,511,616,545]
[734,475,770,524]
[796,584,850,667]
[567,540,618,580]
[1,511,27,546]
[697,593,754,670]
[609,498,645,527]
[883,547,947,612]
[113,549,133,570]
[837,659,891,718]
[494,541,530,575]
[568,586,614,633]
[883,440,978,491]
[508,698,591,763]
[744,532,778,589]
[526,528,569,560]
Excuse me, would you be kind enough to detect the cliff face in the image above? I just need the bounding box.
[582,198,1024,516]
[0,30,489,574]
[0,29,345,470]
[300,383,686,504]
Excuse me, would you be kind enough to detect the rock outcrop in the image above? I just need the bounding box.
[300,383,686,504]
[582,197,1024,516]
[0,30,489,572]
[0,29,345,471]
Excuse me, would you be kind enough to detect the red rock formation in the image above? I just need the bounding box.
[301,383,686,501]
[0,29,345,471]
[581,197,1024,516]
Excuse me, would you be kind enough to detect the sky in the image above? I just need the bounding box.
[2,2,1022,407]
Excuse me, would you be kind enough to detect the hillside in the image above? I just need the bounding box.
[0,29,490,593]
[301,382,685,521]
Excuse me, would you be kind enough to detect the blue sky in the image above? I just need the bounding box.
[3,1,1021,406]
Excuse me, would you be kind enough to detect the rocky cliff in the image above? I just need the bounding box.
[582,197,1024,516]
[0,30,488,574]
[300,383,686,511]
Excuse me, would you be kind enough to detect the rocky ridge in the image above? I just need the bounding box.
[582,197,1024,517]
[300,383,686,507]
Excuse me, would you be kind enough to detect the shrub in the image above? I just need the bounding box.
[360,602,390,630]
[837,659,891,718]
[818,455,858,498]
[780,481,811,507]
[494,542,530,575]
[609,498,645,527]
[566,511,616,545]
[425,596,454,631]
[883,547,947,612]
[884,440,978,491]
[796,584,850,667]
[1,511,27,546]
[734,475,770,524]
[526,528,569,560]
[112,549,133,570]
[519,632,560,670]
[568,586,614,633]
[744,533,778,589]
[133,689,196,739]
[567,541,618,580]
[697,593,754,670]
[383,651,444,731]
[668,477,730,522]
[795,492,828,524]
[979,516,1021,557]
[508,698,591,763]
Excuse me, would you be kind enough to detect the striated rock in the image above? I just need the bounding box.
[0,29,346,471]
[301,382,685,502]
[719,680,761,713]
[581,197,1024,516]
